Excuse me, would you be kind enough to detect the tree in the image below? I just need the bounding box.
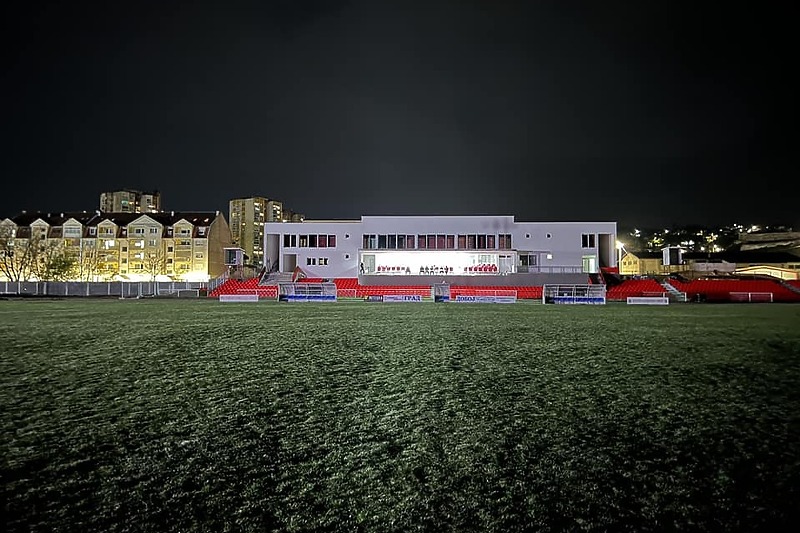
[143,248,167,281]
[0,227,42,282]
[76,245,101,281]
[31,240,77,281]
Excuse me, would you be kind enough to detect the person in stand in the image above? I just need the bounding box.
[360,262,365,274]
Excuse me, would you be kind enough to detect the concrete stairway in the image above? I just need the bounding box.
[661,279,688,302]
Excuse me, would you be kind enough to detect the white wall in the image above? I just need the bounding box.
[264,216,616,278]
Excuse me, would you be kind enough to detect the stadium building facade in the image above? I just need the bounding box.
[264,216,617,286]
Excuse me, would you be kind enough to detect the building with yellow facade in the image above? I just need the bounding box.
[619,249,800,280]
[0,211,231,282]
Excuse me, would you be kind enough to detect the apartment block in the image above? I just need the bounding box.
[0,210,231,282]
[99,189,161,213]
[229,197,302,268]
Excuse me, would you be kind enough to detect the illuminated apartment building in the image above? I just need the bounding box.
[99,189,161,213]
[228,197,303,268]
[0,210,231,282]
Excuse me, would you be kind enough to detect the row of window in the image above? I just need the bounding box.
[119,254,204,264]
[284,234,338,248]
[361,234,514,250]
[121,264,193,273]
[96,227,202,237]
[306,257,330,266]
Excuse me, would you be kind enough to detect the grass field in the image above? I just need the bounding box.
[2,299,799,532]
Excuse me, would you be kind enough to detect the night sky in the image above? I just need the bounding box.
[1,1,795,228]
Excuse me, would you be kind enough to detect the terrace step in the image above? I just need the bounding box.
[660,280,688,302]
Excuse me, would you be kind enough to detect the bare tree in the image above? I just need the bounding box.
[0,228,43,282]
[31,240,77,281]
[76,245,101,281]
[143,248,167,281]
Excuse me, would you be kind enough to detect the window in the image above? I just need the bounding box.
[89,228,97,236]
[306,257,316,266]
[309,235,318,247]
[582,234,596,248]
[427,235,436,249]
[167,246,174,252]
[418,235,426,249]
[487,235,495,249]
[362,234,377,249]
[150,228,159,234]
[318,235,327,248]
[121,258,127,264]
[167,258,173,264]
[407,235,415,249]
[328,235,336,248]
[436,235,445,249]
[477,235,486,249]
[319,257,329,266]
[133,228,145,235]
[446,235,455,249]
[195,252,204,259]
[378,235,387,249]
[525,233,531,239]
[179,240,190,246]
[546,233,552,239]
[388,234,396,249]
[148,239,157,246]
[122,246,128,252]
[458,235,467,249]
[398,235,406,249]
[467,235,476,249]
[498,234,512,249]
[284,235,291,247]
[299,235,309,247]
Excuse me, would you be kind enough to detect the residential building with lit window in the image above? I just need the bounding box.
[0,210,231,282]
[264,216,618,286]
[229,197,304,268]
[99,189,161,213]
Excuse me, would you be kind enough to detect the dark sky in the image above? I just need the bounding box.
[1,1,795,228]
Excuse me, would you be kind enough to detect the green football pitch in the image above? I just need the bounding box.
[2,299,799,532]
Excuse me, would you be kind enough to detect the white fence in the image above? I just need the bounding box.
[0,281,207,298]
